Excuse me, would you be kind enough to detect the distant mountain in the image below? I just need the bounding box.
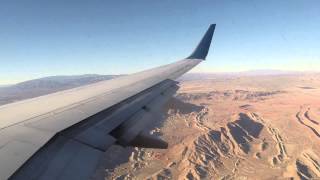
[179,70,308,81]
[1,70,316,106]
[233,69,302,76]
[0,85,11,88]
[0,74,123,106]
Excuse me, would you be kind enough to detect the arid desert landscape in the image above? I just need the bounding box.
[98,73,320,180]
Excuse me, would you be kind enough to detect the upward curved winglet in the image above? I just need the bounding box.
[187,24,216,60]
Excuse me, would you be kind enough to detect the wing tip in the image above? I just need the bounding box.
[210,23,216,29]
[187,24,216,60]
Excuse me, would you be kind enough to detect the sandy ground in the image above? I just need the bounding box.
[99,74,320,180]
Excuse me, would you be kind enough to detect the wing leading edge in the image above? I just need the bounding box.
[0,24,216,179]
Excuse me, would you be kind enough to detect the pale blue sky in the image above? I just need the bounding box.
[1,0,320,84]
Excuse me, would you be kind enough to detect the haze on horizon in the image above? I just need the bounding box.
[1,0,320,85]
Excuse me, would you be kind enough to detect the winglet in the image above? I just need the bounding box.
[187,24,216,60]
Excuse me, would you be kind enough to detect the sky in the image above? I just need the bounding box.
[0,0,320,84]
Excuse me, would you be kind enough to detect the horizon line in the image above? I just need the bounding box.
[1,69,320,86]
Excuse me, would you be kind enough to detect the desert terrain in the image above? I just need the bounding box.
[101,73,320,180]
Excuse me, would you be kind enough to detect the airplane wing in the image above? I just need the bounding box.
[0,24,215,180]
